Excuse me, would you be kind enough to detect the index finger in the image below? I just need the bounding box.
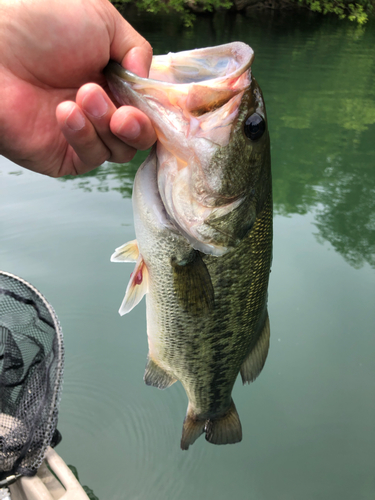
[107,4,153,78]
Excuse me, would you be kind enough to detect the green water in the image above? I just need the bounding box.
[1,10,375,500]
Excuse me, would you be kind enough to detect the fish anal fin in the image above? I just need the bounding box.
[180,405,205,451]
[118,255,149,316]
[111,239,139,262]
[205,399,242,446]
[171,250,214,316]
[240,313,270,384]
[144,357,177,389]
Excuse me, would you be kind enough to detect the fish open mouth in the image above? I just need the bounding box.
[104,42,253,128]
[105,42,255,256]
[148,43,253,83]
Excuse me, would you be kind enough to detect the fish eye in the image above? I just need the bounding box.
[244,113,266,141]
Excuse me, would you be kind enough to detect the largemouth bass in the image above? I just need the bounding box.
[105,42,272,450]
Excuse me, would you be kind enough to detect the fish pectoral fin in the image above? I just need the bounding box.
[144,357,177,389]
[171,250,214,316]
[180,405,206,451]
[111,239,139,262]
[240,313,270,384]
[118,255,149,316]
[205,399,242,446]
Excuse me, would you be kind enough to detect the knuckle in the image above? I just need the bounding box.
[95,150,111,166]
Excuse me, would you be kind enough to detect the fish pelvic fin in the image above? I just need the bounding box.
[111,239,139,262]
[171,250,214,316]
[205,399,242,446]
[118,255,149,316]
[144,357,177,389]
[180,405,205,451]
[240,313,270,384]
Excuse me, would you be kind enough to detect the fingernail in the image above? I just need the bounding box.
[82,93,108,118]
[122,46,152,78]
[65,108,85,131]
[117,117,141,141]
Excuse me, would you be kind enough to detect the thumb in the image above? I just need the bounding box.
[107,4,153,78]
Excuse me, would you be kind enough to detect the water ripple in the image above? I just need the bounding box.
[60,353,207,499]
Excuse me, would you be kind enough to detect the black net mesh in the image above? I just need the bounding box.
[0,272,64,480]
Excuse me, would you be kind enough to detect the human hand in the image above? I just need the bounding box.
[0,0,156,177]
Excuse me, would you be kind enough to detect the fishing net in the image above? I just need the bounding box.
[0,271,64,482]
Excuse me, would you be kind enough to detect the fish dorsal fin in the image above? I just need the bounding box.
[205,399,242,446]
[118,255,149,316]
[171,250,214,316]
[111,239,139,262]
[144,357,177,389]
[181,405,206,450]
[240,314,270,384]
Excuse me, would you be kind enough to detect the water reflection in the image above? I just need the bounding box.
[314,138,375,269]
[58,150,149,198]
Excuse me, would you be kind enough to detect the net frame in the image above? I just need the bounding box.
[0,271,64,480]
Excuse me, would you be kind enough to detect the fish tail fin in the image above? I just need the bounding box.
[180,400,242,450]
[180,405,205,451]
[205,399,242,446]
